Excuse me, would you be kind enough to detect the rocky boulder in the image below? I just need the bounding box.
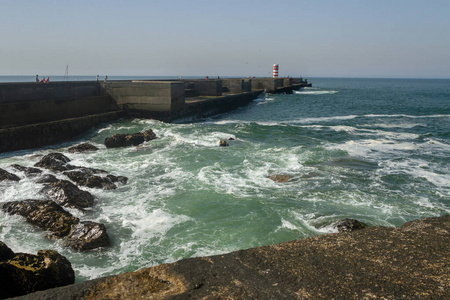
[34,153,75,172]
[104,132,145,148]
[143,129,157,141]
[35,174,59,184]
[65,221,111,251]
[11,164,43,177]
[268,173,292,183]
[106,174,128,184]
[1,200,110,251]
[68,142,99,153]
[0,241,15,261]
[2,200,79,238]
[333,218,368,232]
[0,246,74,299]
[41,180,95,210]
[63,170,116,190]
[219,140,229,147]
[0,168,20,182]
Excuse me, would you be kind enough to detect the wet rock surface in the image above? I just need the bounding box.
[1,200,110,251]
[0,241,15,261]
[63,170,117,190]
[34,153,75,172]
[143,129,157,141]
[41,179,95,210]
[219,139,229,147]
[11,164,43,177]
[104,132,145,148]
[0,244,74,299]
[17,215,450,299]
[104,129,157,148]
[268,173,292,183]
[106,174,128,184]
[65,221,111,251]
[35,174,59,184]
[68,142,99,153]
[333,218,368,232]
[0,167,20,182]
[2,200,79,238]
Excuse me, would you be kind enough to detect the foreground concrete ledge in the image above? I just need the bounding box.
[18,215,450,299]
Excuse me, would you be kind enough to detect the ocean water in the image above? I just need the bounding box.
[0,78,449,282]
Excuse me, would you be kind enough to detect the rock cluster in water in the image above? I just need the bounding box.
[0,142,131,252]
[0,241,74,299]
[1,133,158,297]
[1,131,158,254]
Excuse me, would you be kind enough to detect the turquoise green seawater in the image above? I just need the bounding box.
[1,78,449,282]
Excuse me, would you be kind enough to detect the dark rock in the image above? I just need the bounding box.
[0,168,20,182]
[76,166,109,175]
[11,164,43,177]
[0,248,74,299]
[228,137,235,140]
[68,142,99,153]
[106,174,128,184]
[2,200,79,238]
[65,221,111,251]
[41,180,95,210]
[18,215,450,300]
[104,132,145,148]
[333,218,368,232]
[0,241,15,261]
[268,173,292,183]
[1,200,110,251]
[38,152,70,164]
[143,129,157,141]
[34,153,75,172]
[219,140,229,147]
[35,174,59,184]
[63,171,116,190]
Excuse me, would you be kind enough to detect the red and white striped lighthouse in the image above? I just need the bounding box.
[273,64,279,78]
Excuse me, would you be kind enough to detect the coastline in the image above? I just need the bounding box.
[16,215,450,299]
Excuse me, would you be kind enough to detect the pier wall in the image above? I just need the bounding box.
[180,90,263,122]
[184,80,222,96]
[103,81,185,112]
[0,77,309,152]
[0,111,124,153]
[222,79,252,93]
[0,82,119,128]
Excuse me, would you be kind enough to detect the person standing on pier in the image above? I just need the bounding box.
[35,75,39,83]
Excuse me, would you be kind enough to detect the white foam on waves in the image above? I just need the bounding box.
[294,89,338,95]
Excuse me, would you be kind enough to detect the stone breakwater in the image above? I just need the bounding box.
[0,77,308,153]
[15,215,450,299]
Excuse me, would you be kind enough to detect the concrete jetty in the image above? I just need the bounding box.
[0,77,310,153]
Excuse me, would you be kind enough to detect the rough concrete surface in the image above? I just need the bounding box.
[15,215,449,299]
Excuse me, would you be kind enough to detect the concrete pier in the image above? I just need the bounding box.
[0,77,311,152]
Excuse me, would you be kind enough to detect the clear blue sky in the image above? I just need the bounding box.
[1,0,449,78]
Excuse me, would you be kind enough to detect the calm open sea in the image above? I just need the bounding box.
[0,77,449,282]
